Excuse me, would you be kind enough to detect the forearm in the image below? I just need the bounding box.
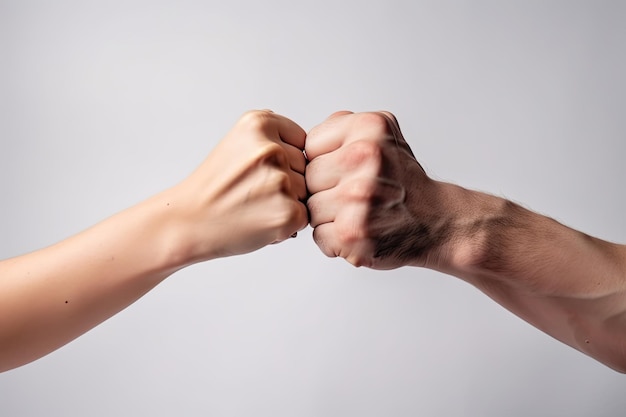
[0,110,308,373]
[431,182,626,372]
[0,188,186,372]
[304,110,626,371]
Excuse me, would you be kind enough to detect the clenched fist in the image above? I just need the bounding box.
[169,110,309,263]
[0,110,310,371]
[305,111,454,270]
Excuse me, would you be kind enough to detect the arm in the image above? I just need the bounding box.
[0,110,308,372]
[305,111,626,373]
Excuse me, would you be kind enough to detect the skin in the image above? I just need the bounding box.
[305,110,626,373]
[2,109,624,375]
[0,110,308,372]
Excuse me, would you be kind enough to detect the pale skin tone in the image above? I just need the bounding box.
[0,110,308,372]
[305,110,626,373]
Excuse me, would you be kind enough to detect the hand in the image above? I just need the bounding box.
[168,110,308,263]
[305,111,449,270]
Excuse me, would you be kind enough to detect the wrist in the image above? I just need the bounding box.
[145,186,227,271]
[122,187,208,275]
[415,181,513,281]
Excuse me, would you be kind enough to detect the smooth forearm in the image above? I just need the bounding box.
[0,189,186,372]
[0,110,308,372]
[431,182,626,372]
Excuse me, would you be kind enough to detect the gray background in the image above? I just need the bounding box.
[1,1,625,416]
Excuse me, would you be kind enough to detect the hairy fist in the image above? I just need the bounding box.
[305,111,447,270]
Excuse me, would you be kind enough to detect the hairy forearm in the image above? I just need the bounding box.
[0,189,186,372]
[303,110,626,371]
[430,182,626,372]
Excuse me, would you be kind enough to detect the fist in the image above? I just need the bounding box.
[305,111,444,270]
[172,110,308,262]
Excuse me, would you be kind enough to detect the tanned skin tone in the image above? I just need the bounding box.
[305,111,626,373]
[0,110,308,372]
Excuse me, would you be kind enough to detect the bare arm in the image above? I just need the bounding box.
[429,183,626,373]
[0,110,308,372]
[305,111,626,373]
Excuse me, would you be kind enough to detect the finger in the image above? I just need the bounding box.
[259,163,306,203]
[311,222,338,259]
[260,139,305,174]
[281,141,306,175]
[378,111,401,140]
[307,188,340,228]
[296,200,309,231]
[274,200,309,244]
[288,170,307,201]
[324,204,372,267]
[289,199,309,234]
[378,110,398,125]
[305,111,355,160]
[272,112,307,150]
[305,153,341,194]
[305,139,383,194]
[377,111,416,158]
[308,176,403,228]
[306,111,402,161]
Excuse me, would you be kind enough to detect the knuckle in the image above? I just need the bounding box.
[266,169,291,193]
[312,229,337,259]
[379,111,398,125]
[342,140,383,170]
[257,143,288,167]
[239,110,274,131]
[356,112,393,138]
[274,201,304,240]
[347,255,368,268]
[345,177,377,201]
[335,219,365,247]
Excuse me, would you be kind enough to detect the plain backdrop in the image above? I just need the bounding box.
[1,1,625,416]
